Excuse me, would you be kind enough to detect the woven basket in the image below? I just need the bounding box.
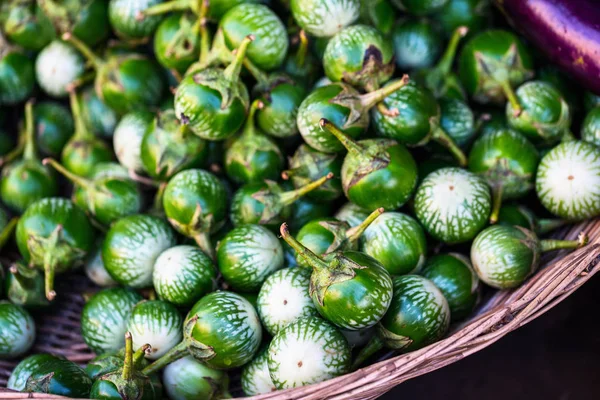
[1,219,599,399]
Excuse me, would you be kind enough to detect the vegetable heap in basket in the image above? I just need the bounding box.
[0,0,599,398]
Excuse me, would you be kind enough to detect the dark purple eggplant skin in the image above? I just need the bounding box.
[496,0,600,95]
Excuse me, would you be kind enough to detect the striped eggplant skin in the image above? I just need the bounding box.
[536,141,600,220]
[290,0,360,38]
[421,253,480,321]
[163,356,230,400]
[33,102,75,157]
[7,354,58,391]
[102,214,177,288]
[391,18,442,70]
[127,300,183,360]
[255,76,307,139]
[582,107,600,147]
[241,346,276,396]
[257,268,318,336]
[414,167,491,244]
[217,224,284,293]
[0,49,35,105]
[153,13,200,74]
[378,275,450,352]
[267,317,351,390]
[220,4,288,71]
[361,212,427,276]
[81,287,143,354]
[153,245,216,307]
[108,0,163,39]
[334,202,370,227]
[187,291,262,369]
[3,2,55,51]
[0,302,35,358]
[22,356,93,397]
[470,225,541,289]
[323,24,394,90]
[439,97,476,149]
[113,111,154,174]
[35,40,85,98]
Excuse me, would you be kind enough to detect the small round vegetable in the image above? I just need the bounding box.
[6,261,49,308]
[79,86,119,139]
[164,356,231,400]
[81,287,143,354]
[16,197,94,300]
[103,214,177,288]
[0,46,35,105]
[282,223,393,331]
[257,268,318,336]
[496,204,566,235]
[163,169,227,258]
[267,317,351,389]
[582,107,600,147]
[141,109,207,181]
[297,79,409,153]
[217,224,284,292]
[19,355,93,397]
[421,253,480,321]
[0,302,35,358]
[1,101,58,214]
[471,225,588,289]
[114,111,154,173]
[353,275,450,367]
[3,1,55,50]
[414,167,491,243]
[85,243,117,287]
[154,13,201,74]
[506,81,572,145]
[290,0,360,38]
[230,174,333,230]
[225,99,284,184]
[143,291,262,373]
[361,212,427,276]
[536,140,600,220]
[35,40,85,98]
[392,18,442,70]
[324,24,394,91]
[33,102,74,157]
[459,30,534,108]
[241,347,276,396]
[468,128,539,224]
[391,0,448,15]
[437,97,476,148]
[8,354,59,391]
[108,0,163,39]
[128,300,183,360]
[320,119,418,210]
[437,0,489,36]
[153,245,216,307]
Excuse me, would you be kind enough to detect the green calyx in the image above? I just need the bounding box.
[7,261,49,308]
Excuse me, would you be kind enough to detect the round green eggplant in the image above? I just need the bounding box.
[3,1,55,50]
[154,12,200,74]
[255,74,306,139]
[39,0,109,46]
[536,140,600,220]
[6,261,49,308]
[334,202,370,227]
[143,291,262,373]
[468,128,539,223]
[0,47,35,105]
[471,225,587,289]
[320,118,418,210]
[20,355,92,397]
[8,354,59,391]
[35,40,85,98]
[267,317,351,389]
[34,101,74,157]
[162,169,227,258]
[414,167,491,243]
[361,211,427,276]
[459,29,534,107]
[496,204,566,235]
[0,301,35,358]
[113,111,153,174]
[582,107,600,147]
[438,97,475,148]
[81,287,143,354]
[421,253,480,321]
[16,197,94,300]
[392,18,442,70]
[290,0,360,38]
[225,99,284,184]
[437,0,489,36]
[324,24,394,90]
[241,347,276,396]
[103,214,177,288]
[217,224,284,292]
[164,356,230,400]
[85,242,117,287]
[108,0,163,39]
[127,300,183,360]
[153,245,216,307]
[79,85,118,139]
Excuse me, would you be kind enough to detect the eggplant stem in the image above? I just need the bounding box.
[223,35,254,82]
[352,335,384,371]
[152,182,167,212]
[142,341,188,375]
[431,125,467,167]
[22,100,38,161]
[537,218,567,235]
[295,30,309,68]
[133,344,152,367]
[500,80,522,117]
[43,158,92,189]
[319,118,364,156]
[8,263,34,290]
[68,89,93,140]
[433,26,468,79]
[489,185,503,224]
[279,223,330,271]
[122,332,134,380]
[361,75,409,109]
[43,225,62,302]
[540,232,588,252]
[279,173,333,206]
[346,208,384,244]
[0,217,18,251]
[61,32,103,70]
[241,99,264,137]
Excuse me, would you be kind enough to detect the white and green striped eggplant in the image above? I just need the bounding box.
[84,243,117,287]
[113,111,154,173]
[241,347,276,396]
[153,245,216,307]
[290,0,360,38]
[257,268,318,336]
[81,287,143,354]
[8,354,58,391]
[217,224,284,293]
[103,214,177,288]
[163,356,231,400]
[361,212,427,276]
[108,0,163,39]
[414,167,491,244]
[35,40,85,98]
[0,302,35,358]
[268,317,351,390]
[127,300,183,360]
[536,140,600,220]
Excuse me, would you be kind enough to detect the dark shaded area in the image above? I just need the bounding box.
[383,275,600,400]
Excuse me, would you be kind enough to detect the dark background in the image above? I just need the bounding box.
[381,274,600,400]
